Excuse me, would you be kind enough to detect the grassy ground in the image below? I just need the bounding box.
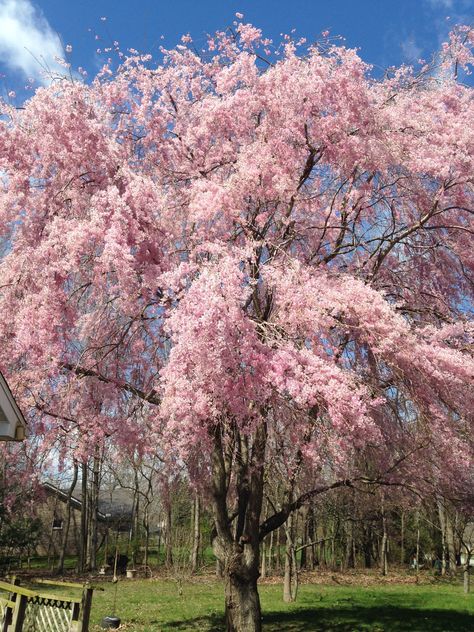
[35,574,470,632]
[18,572,474,631]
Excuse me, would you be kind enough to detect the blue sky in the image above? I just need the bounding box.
[0,0,473,97]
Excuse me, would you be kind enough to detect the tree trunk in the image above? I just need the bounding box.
[260,536,267,579]
[463,547,471,594]
[276,527,282,573]
[306,504,316,569]
[299,505,308,571]
[464,564,471,594]
[330,524,336,570]
[445,512,457,575]
[283,543,292,602]
[191,494,201,574]
[225,571,261,632]
[78,461,88,572]
[415,513,421,576]
[143,504,150,572]
[437,499,449,575]
[380,497,388,576]
[87,451,100,571]
[267,528,274,575]
[165,502,173,569]
[400,510,405,566]
[260,500,268,579]
[363,524,372,568]
[57,461,78,574]
[283,513,297,602]
[210,421,266,632]
[345,519,355,569]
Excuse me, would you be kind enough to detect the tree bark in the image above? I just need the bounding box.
[225,570,262,632]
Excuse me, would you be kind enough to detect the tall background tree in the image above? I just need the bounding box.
[0,17,473,632]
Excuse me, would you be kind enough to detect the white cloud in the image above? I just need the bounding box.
[425,0,454,8]
[401,37,423,63]
[0,0,65,85]
[424,0,473,18]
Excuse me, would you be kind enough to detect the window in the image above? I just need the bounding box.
[52,516,63,530]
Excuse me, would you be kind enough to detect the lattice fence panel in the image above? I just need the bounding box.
[0,595,13,629]
[23,597,73,632]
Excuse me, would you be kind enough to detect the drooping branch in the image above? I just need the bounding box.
[61,363,160,405]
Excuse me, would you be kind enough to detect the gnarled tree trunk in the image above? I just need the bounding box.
[224,544,262,632]
[211,421,266,632]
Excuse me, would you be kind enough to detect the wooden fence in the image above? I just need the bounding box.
[0,579,93,632]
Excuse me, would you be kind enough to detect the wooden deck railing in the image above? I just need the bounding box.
[0,579,93,632]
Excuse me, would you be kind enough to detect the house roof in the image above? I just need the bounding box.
[0,371,27,441]
[43,482,135,526]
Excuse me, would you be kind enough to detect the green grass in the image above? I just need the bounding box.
[53,577,473,632]
[20,574,474,631]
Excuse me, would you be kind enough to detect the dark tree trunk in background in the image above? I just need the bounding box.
[78,461,88,572]
[276,527,283,573]
[380,497,388,576]
[191,494,201,574]
[87,451,100,571]
[416,512,421,576]
[363,525,372,568]
[165,501,173,569]
[143,502,151,572]
[400,511,405,565]
[306,504,316,569]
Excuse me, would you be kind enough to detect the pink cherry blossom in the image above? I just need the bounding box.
[0,27,473,616]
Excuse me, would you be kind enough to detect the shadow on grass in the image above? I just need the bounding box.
[163,605,474,631]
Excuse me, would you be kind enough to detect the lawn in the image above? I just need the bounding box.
[65,575,473,632]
